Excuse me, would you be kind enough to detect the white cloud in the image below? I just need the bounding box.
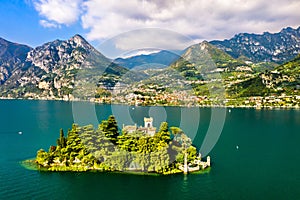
[33,0,84,26]
[39,19,60,28]
[120,49,161,59]
[96,28,194,58]
[81,0,300,41]
[33,0,300,53]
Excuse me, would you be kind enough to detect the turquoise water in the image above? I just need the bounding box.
[0,100,300,199]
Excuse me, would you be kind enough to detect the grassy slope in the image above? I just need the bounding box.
[228,55,300,97]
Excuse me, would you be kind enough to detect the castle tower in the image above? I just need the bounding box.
[144,117,153,128]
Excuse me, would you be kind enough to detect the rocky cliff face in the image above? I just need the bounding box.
[210,27,300,64]
[26,35,92,73]
[0,38,32,84]
[0,35,125,100]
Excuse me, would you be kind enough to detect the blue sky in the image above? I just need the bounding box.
[1,0,300,55]
[0,0,84,47]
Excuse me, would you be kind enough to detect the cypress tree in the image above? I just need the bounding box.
[99,115,119,143]
[59,128,66,148]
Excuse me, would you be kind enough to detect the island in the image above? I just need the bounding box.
[31,116,210,175]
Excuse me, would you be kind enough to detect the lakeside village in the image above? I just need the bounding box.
[91,81,300,108]
[93,89,300,109]
[32,116,210,175]
[5,77,300,109]
[5,91,300,109]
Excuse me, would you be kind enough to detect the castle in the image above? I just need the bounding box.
[122,117,157,136]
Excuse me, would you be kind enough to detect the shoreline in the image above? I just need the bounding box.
[21,159,209,176]
[1,97,300,110]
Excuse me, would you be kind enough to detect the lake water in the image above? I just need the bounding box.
[0,100,300,200]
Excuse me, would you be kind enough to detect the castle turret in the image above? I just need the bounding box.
[144,117,153,128]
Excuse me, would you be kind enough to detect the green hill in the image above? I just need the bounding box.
[170,41,250,80]
[228,55,300,97]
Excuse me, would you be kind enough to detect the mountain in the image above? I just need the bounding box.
[170,41,250,80]
[0,38,32,84]
[228,54,300,97]
[122,41,253,102]
[210,27,300,64]
[114,50,181,70]
[0,35,127,100]
[1,26,300,103]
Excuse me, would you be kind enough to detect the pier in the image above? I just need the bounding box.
[179,153,211,174]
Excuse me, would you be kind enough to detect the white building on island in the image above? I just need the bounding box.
[122,117,156,136]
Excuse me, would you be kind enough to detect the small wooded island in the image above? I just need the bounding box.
[32,116,210,175]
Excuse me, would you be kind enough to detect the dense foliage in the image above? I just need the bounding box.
[35,115,197,174]
[228,55,300,97]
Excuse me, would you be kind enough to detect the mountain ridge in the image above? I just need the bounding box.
[0,26,300,104]
[114,50,181,70]
[170,41,250,78]
[210,26,300,64]
[0,34,127,100]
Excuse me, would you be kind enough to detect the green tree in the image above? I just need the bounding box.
[36,149,49,165]
[170,127,183,135]
[157,122,171,143]
[107,115,119,139]
[57,128,66,148]
[187,146,197,163]
[99,115,119,143]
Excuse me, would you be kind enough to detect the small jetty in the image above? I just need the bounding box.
[179,153,210,174]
